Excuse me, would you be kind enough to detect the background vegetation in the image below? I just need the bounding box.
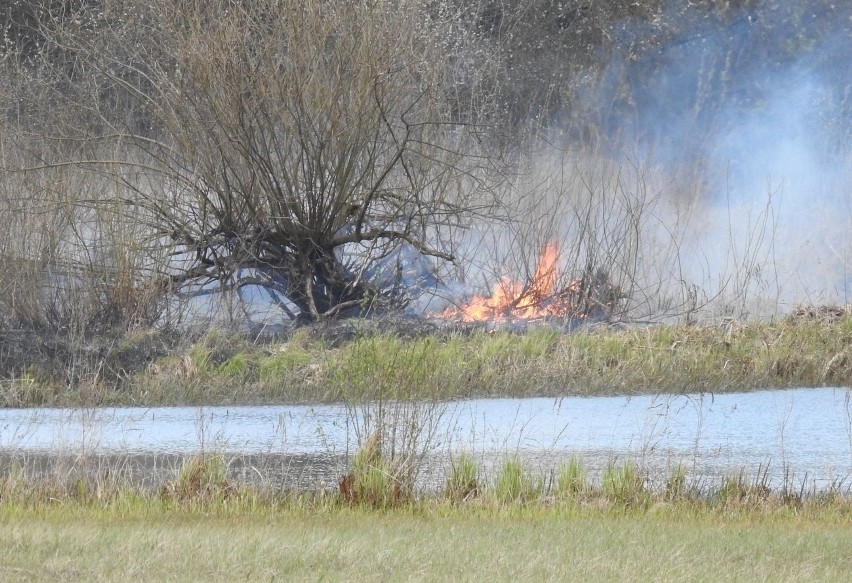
[1,0,850,396]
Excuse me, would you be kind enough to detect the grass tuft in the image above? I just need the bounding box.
[715,468,773,509]
[338,431,407,508]
[161,455,232,502]
[444,453,480,502]
[555,456,589,499]
[602,462,649,507]
[664,464,690,502]
[494,458,539,504]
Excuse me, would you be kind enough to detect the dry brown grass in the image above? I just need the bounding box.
[2,314,852,407]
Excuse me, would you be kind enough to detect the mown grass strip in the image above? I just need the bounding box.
[2,452,852,580]
[2,500,852,582]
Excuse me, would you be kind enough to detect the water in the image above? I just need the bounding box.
[2,387,851,489]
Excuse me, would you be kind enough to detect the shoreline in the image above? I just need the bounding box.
[2,311,851,407]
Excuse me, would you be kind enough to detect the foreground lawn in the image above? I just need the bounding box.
[2,504,851,581]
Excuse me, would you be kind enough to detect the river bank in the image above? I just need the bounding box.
[2,309,852,407]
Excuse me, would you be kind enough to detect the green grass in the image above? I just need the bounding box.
[665,464,689,502]
[444,453,480,502]
[602,462,651,507]
[338,431,411,507]
[494,458,540,503]
[555,456,590,498]
[4,315,852,406]
[2,453,852,580]
[161,455,231,502]
[1,501,852,581]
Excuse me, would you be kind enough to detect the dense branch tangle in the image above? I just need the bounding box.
[21,0,497,322]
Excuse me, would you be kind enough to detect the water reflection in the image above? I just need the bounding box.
[1,387,851,489]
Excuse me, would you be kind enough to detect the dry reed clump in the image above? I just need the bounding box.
[160,455,234,502]
[443,454,480,503]
[338,431,408,508]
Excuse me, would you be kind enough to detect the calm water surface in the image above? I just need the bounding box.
[2,387,851,488]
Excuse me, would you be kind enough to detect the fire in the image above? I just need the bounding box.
[439,242,580,322]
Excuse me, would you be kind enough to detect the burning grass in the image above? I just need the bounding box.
[437,241,624,323]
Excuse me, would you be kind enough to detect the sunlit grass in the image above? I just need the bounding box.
[1,492,852,582]
[555,456,590,499]
[5,452,850,515]
[493,458,539,504]
[2,449,852,580]
[602,461,651,507]
[3,316,852,406]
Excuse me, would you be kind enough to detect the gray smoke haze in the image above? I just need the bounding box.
[586,2,852,316]
[707,74,851,306]
[399,2,852,321]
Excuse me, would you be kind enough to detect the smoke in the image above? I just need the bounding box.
[415,2,852,321]
[171,2,852,323]
[582,1,852,315]
[707,74,851,306]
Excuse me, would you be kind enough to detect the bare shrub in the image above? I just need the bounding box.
[2,0,836,341]
[0,156,164,333]
[3,0,508,327]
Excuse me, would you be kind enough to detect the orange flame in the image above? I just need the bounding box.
[439,242,574,322]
